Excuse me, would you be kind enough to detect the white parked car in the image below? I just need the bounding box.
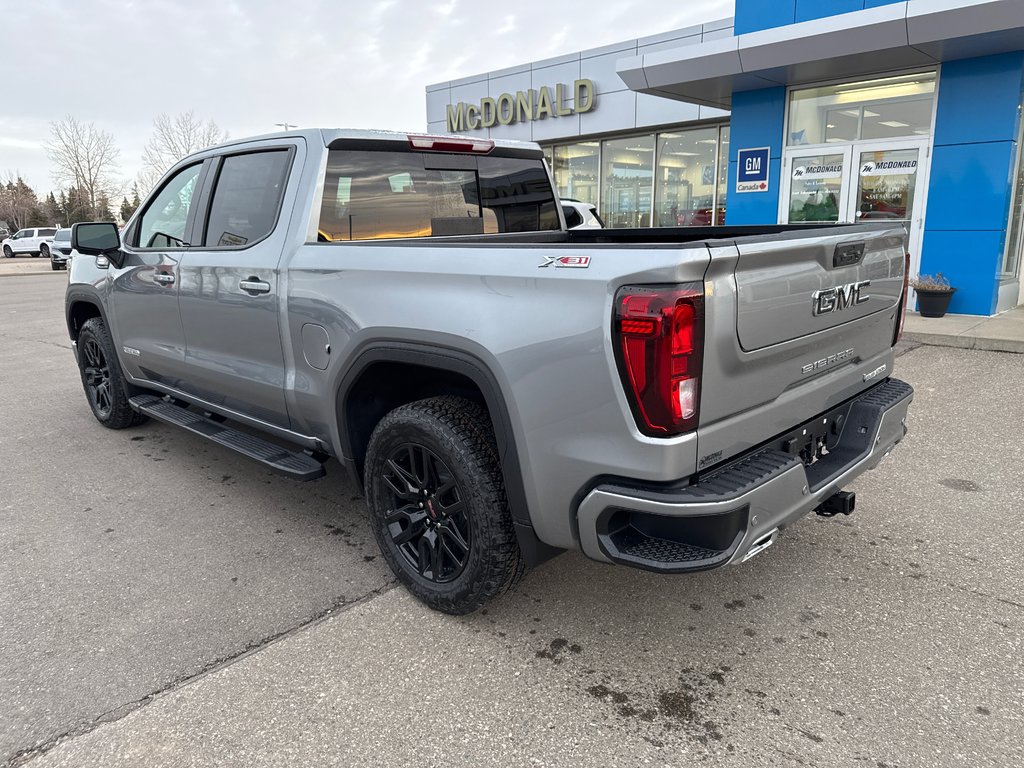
[2,227,58,258]
[560,199,603,229]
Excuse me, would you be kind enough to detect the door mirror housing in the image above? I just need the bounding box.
[72,222,124,268]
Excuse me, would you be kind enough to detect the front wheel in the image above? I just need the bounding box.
[76,317,147,429]
[2,246,12,258]
[364,396,524,614]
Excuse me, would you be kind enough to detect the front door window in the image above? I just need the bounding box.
[137,163,202,249]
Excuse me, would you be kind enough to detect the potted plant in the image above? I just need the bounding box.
[911,273,956,318]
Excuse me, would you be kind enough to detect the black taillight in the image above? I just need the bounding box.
[613,284,704,436]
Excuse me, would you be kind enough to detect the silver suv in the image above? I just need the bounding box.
[2,227,57,258]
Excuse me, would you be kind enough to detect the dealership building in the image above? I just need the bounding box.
[426,0,1024,316]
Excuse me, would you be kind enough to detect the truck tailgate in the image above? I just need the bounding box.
[696,224,907,470]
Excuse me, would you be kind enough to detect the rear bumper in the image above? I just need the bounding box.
[575,377,913,572]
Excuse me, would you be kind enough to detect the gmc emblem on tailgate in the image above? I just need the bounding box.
[812,280,870,316]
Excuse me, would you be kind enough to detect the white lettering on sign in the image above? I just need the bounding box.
[745,156,762,174]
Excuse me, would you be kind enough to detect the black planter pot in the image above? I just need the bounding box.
[916,288,956,318]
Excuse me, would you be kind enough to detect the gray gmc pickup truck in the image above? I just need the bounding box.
[65,129,913,614]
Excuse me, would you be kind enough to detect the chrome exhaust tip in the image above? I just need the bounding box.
[741,528,778,563]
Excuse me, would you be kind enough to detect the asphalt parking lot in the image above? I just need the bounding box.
[1,272,1022,767]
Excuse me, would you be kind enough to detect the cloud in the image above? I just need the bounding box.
[0,0,733,194]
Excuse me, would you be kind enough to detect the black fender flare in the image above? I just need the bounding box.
[335,341,560,567]
[65,288,110,341]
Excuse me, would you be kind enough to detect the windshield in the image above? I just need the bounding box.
[54,229,71,242]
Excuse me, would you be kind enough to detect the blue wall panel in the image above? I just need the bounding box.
[925,142,1016,232]
[795,0,863,24]
[921,52,1024,315]
[735,0,795,35]
[735,0,903,34]
[725,87,786,224]
[933,53,1024,146]
[727,158,783,224]
[919,230,1003,315]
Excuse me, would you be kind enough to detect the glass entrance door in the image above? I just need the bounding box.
[783,139,930,280]
[846,140,928,278]
[783,149,852,224]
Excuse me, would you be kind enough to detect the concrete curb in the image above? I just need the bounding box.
[903,309,1024,354]
[902,330,1024,354]
[0,261,66,278]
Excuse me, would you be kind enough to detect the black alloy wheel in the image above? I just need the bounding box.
[380,443,471,583]
[364,396,525,614]
[81,335,113,418]
[75,317,147,429]
[2,246,12,258]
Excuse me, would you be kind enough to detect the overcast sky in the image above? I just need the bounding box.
[0,0,732,198]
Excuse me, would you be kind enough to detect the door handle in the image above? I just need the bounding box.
[240,278,271,295]
[154,272,175,285]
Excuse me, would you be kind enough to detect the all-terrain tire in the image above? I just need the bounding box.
[76,317,147,429]
[364,396,525,615]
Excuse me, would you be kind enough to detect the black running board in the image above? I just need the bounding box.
[129,395,325,481]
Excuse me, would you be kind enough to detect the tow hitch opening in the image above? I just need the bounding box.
[816,490,856,517]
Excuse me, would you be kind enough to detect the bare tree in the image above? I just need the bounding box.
[45,116,121,220]
[138,111,228,193]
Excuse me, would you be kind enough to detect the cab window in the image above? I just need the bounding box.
[203,150,291,247]
[136,163,202,248]
[317,149,559,241]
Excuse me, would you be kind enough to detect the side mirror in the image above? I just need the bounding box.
[72,222,124,268]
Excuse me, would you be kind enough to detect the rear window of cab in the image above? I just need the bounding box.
[317,150,560,241]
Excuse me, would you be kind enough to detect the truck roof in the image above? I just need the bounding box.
[198,128,543,154]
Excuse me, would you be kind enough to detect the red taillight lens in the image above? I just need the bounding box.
[894,251,910,345]
[614,284,704,436]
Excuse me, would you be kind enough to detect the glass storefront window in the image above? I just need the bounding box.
[788,154,845,222]
[1004,131,1024,277]
[545,124,729,228]
[716,126,729,225]
[601,136,654,228]
[788,72,936,146]
[654,127,718,227]
[552,142,599,206]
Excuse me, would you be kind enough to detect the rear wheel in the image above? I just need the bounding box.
[40,244,50,258]
[364,396,524,614]
[76,317,147,429]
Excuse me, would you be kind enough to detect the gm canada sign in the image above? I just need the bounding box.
[447,79,596,132]
[736,147,770,193]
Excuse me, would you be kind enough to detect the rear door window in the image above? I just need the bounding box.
[38,228,57,237]
[318,149,558,241]
[203,150,291,247]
